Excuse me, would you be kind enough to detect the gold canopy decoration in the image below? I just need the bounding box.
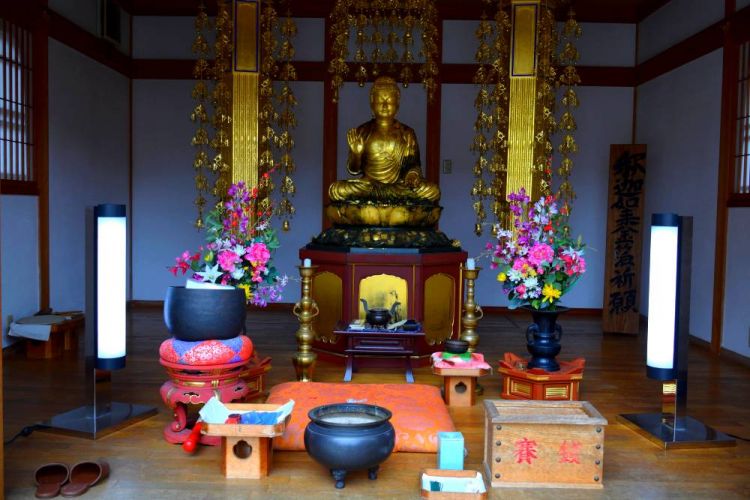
[470,0,581,235]
[190,1,298,230]
[328,0,440,102]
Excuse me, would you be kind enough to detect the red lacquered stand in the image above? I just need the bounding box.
[498,352,585,401]
[159,355,271,445]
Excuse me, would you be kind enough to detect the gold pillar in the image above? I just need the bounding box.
[231,0,260,186]
[507,0,540,200]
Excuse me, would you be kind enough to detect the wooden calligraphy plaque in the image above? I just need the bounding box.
[602,145,647,334]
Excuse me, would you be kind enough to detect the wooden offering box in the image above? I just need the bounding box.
[202,403,289,479]
[483,400,607,489]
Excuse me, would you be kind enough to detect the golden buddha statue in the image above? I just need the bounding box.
[315,76,455,248]
[329,76,440,204]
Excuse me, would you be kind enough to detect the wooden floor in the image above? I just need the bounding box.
[3,307,749,499]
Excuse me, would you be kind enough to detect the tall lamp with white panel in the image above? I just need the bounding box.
[618,214,735,449]
[39,204,156,438]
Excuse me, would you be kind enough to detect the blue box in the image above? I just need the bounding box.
[437,431,465,470]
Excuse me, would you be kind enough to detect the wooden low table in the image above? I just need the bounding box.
[433,365,490,407]
[25,314,84,359]
[202,403,289,479]
[334,323,425,383]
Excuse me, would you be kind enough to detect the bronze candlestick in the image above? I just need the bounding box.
[460,265,483,353]
[293,264,319,382]
[461,264,484,396]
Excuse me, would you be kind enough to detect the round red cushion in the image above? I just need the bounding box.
[159,335,253,365]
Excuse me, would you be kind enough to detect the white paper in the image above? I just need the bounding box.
[198,396,295,424]
[186,280,235,290]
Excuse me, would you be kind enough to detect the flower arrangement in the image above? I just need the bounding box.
[169,181,287,306]
[488,188,586,310]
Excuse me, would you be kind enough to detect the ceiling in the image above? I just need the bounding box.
[117,0,670,24]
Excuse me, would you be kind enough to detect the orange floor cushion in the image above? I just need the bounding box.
[266,382,454,453]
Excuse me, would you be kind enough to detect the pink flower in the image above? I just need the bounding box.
[246,242,270,266]
[512,258,527,271]
[515,284,526,295]
[217,250,241,272]
[527,243,554,266]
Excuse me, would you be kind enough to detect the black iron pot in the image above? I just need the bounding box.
[444,339,469,354]
[304,403,395,489]
[163,286,246,341]
[524,305,568,372]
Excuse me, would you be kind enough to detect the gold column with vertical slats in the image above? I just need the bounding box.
[232,0,260,186]
[507,0,539,199]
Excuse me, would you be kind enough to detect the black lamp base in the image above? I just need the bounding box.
[618,413,736,449]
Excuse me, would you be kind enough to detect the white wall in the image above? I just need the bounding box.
[636,50,723,342]
[1,195,40,347]
[272,82,324,303]
[48,39,130,311]
[131,80,207,300]
[133,16,323,61]
[638,0,724,63]
[739,0,750,10]
[723,208,750,357]
[443,21,636,67]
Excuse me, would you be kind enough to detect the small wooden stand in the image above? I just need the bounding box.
[433,366,489,407]
[202,403,289,479]
[26,315,84,359]
[498,353,584,401]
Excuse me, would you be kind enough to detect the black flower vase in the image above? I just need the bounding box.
[524,306,568,372]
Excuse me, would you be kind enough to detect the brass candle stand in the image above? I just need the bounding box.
[292,265,319,382]
[460,265,483,353]
[460,265,484,395]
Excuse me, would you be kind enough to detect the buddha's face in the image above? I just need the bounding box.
[370,87,400,121]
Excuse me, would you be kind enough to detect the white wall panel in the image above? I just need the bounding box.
[1,195,40,347]
[132,80,206,301]
[443,20,636,67]
[133,17,198,59]
[636,49,723,342]
[271,82,324,303]
[638,0,724,63]
[48,39,130,311]
[133,17,323,61]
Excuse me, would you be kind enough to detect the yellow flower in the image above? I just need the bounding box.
[238,283,252,300]
[497,272,507,282]
[542,283,561,303]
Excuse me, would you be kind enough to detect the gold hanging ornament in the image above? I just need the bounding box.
[190,3,212,228]
[469,0,581,235]
[328,0,440,102]
[191,0,298,229]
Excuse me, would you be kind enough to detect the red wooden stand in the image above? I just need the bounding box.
[299,247,467,362]
[159,355,271,446]
[498,353,585,401]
